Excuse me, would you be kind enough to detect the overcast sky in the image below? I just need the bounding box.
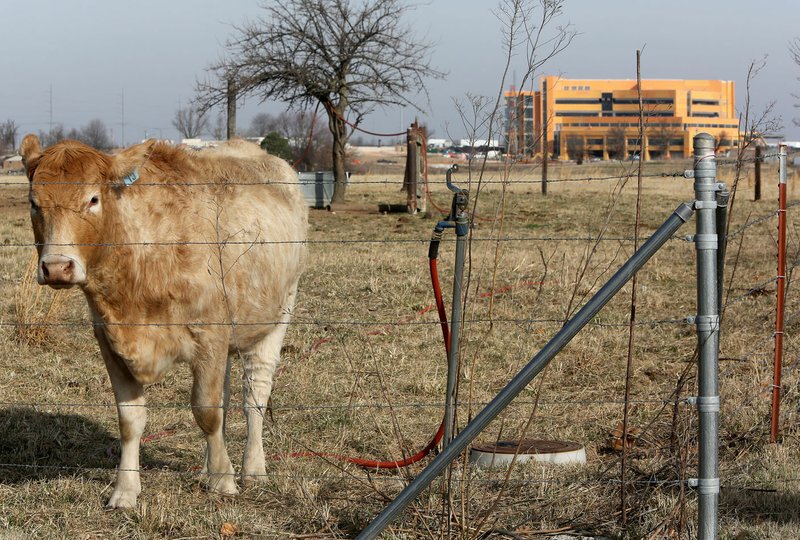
[3,0,798,146]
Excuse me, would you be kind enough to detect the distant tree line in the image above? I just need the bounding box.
[35,119,115,151]
[0,119,19,155]
[1,118,115,153]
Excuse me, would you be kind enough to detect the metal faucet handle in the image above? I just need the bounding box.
[446,164,461,194]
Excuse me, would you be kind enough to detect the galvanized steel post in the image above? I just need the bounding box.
[692,133,720,539]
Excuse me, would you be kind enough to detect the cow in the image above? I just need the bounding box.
[19,135,307,508]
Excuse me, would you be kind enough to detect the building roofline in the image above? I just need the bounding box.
[542,77,734,83]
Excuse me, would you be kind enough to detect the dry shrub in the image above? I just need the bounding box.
[13,250,67,346]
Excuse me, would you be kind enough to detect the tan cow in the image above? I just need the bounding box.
[20,135,307,508]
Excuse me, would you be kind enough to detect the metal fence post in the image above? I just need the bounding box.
[692,133,720,539]
[771,144,788,442]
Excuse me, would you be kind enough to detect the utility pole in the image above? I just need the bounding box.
[49,84,53,134]
[226,78,237,140]
[121,88,126,147]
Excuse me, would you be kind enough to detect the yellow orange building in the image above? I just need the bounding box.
[505,76,739,160]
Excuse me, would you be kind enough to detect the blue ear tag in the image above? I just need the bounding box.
[122,169,140,186]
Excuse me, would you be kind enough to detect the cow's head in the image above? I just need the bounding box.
[20,135,155,289]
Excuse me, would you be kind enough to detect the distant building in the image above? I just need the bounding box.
[426,138,452,149]
[505,76,740,160]
[2,155,23,172]
[458,138,499,149]
[180,138,218,150]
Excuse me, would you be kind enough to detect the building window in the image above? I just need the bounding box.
[555,112,599,117]
[613,98,674,105]
[555,98,600,104]
[692,99,719,106]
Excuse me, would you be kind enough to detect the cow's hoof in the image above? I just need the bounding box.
[206,474,239,496]
[241,471,267,487]
[105,489,138,509]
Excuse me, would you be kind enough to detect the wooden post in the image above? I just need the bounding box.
[226,78,237,140]
[754,145,762,201]
[418,124,428,214]
[404,122,419,214]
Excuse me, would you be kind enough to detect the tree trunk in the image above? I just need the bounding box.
[331,132,347,203]
[328,103,349,204]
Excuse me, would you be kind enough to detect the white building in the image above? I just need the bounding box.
[427,138,452,149]
[458,138,500,148]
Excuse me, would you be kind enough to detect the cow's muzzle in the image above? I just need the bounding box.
[38,254,87,288]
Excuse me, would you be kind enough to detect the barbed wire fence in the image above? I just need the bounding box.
[0,148,797,537]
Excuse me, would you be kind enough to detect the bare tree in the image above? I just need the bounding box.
[727,57,782,232]
[565,135,585,164]
[714,129,731,153]
[272,110,334,171]
[197,0,444,202]
[650,125,679,159]
[172,107,209,139]
[0,119,19,154]
[38,125,66,148]
[210,111,226,140]
[791,37,800,127]
[489,0,574,193]
[248,113,276,137]
[79,119,114,150]
[606,126,627,160]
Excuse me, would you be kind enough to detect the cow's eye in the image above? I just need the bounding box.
[89,195,100,206]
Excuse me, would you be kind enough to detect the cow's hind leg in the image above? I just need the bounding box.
[241,287,296,484]
[191,345,238,496]
[98,336,146,509]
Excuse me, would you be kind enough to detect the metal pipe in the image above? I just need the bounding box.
[771,144,788,443]
[444,213,467,448]
[693,133,720,540]
[357,201,694,539]
[715,189,729,321]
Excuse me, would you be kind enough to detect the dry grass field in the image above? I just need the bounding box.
[2,156,800,539]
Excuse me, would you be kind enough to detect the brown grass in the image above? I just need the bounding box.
[1,160,800,538]
[13,251,68,347]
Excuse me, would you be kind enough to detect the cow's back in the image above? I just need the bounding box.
[190,141,308,348]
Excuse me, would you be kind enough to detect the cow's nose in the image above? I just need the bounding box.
[41,256,75,283]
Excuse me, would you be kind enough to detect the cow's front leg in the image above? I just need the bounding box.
[101,348,146,509]
[191,359,238,496]
[242,287,295,484]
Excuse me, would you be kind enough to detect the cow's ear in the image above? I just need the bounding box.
[111,139,156,185]
[19,134,43,182]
